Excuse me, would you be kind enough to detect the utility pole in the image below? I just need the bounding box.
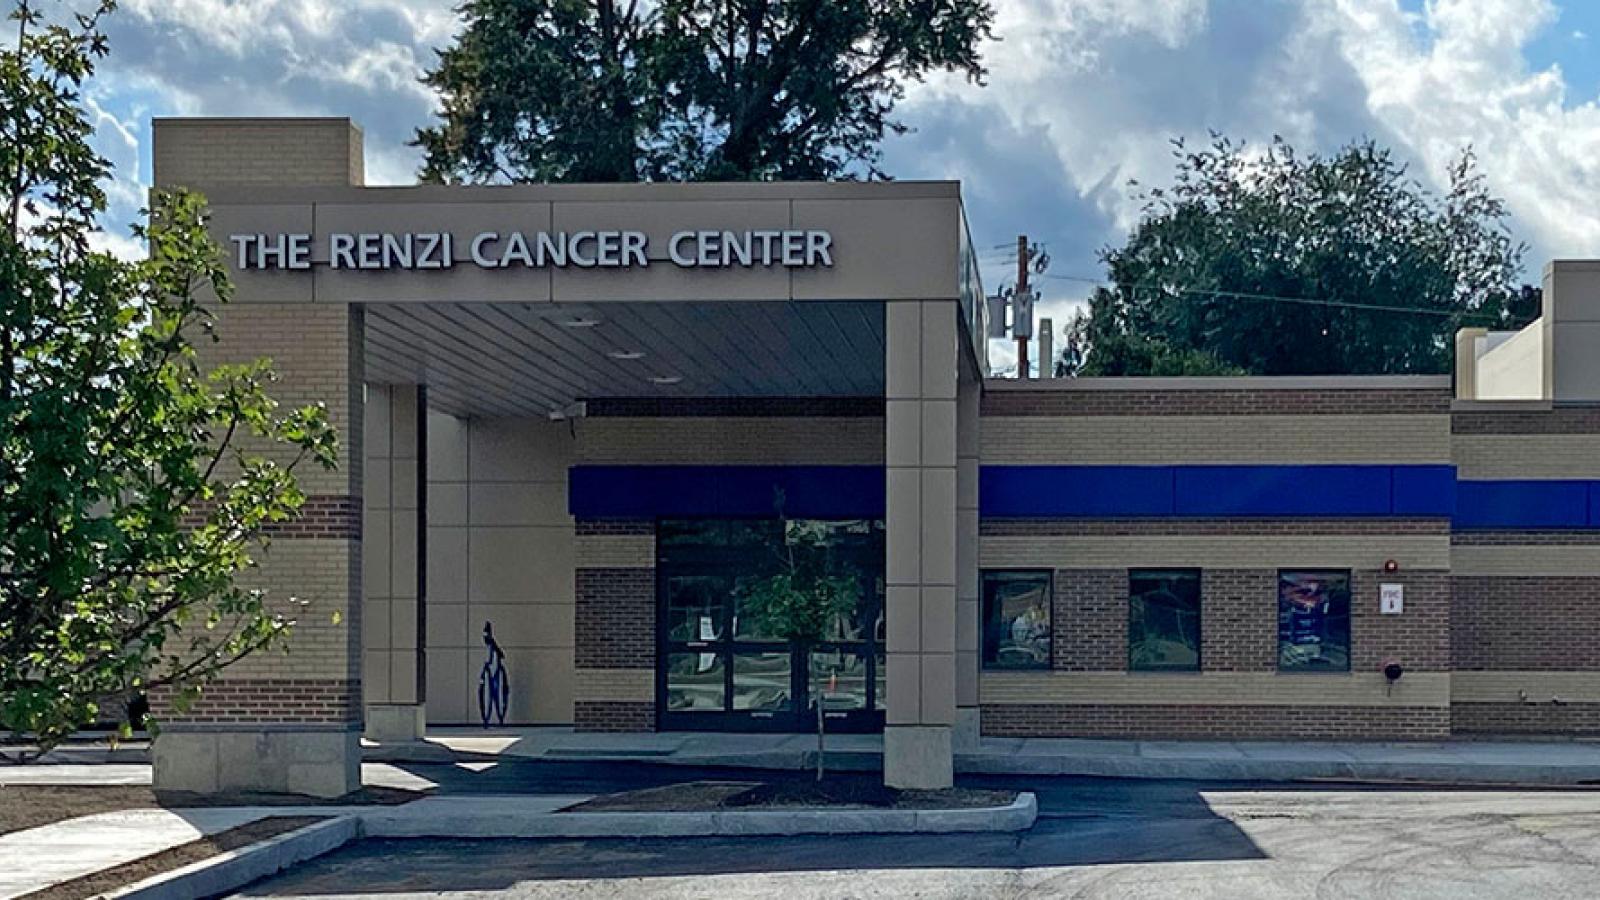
[1015,234,1030,379]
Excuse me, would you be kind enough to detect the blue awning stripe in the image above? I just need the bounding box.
[979,464,1459,519]
[570,464,1600,529]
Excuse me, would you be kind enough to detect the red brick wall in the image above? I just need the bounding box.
[1452,702,1600,735]
[983,517,1453,739]
[1051,570,1124,670]
[574,701,654,732]
[1047,567,1450,673]
[982,704,1450,739]
[150,678,360,725]
[1452,576,1600,670]
[1200,570,1278,671]
[982,387,1451,417]
[1452,408,1600,434]
[182,494,360,539]
[574,568,655,670]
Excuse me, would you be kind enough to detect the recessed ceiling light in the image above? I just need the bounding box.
[560,317,601,328]
[649,375,683,385]
[608,350,646,360]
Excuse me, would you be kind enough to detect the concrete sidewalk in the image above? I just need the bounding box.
[0,807,302,900]
[367,728,1600,785]
[18,729,1600,785]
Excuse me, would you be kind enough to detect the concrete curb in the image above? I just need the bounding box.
[101,816,359,900]
[362,792,1037,838]
[956,755,1600,785]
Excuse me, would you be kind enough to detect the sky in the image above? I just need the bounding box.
[78,0,1600,372]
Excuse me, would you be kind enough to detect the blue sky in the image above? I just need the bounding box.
[80,1,1600,370]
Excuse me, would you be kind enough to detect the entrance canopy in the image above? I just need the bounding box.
[201,179,988,414]
[365,300,885,418]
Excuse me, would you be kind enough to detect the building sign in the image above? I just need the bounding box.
[227,229,834,272]
[1380,583,1404,615]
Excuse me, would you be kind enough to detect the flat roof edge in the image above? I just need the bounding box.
[189,180,962,203]
[985,375,1454,391]
[154,117,358,126]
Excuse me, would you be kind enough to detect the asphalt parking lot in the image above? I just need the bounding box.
[230,768,1600,899]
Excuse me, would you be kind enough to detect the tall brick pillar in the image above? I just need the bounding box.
[884,300,959,789]
[150,119,366,796]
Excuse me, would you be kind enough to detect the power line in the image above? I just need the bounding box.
[1042,273,1513,325]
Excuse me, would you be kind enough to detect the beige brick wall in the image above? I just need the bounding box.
[425,416,575,725]
[574,417,883,464]
[983,415,1450,464]
[574,668,654,703]
[574,535,654,568]
[168,302,364,722]
[1453,671,1600,703]
[1452,434,1600,479]
[980,532,1450,570]
[153,118,364,189]
[201,304,365,496]
[204,541,362,684]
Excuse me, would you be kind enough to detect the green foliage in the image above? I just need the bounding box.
[415,0,996,183]
[736,519,859,644]
[1062,135,1541,377]
[0,0,338,757]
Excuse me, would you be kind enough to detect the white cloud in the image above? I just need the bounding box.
[76,0,1600,342]
[1320,0,1600,262]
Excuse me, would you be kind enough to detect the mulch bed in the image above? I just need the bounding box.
[20,815,328,900]
[561,779,1017,813]
[0,784,421,836]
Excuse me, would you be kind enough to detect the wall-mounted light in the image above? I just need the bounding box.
[649,375,683,385]
[608,350,645,360]
[560,317,601,328]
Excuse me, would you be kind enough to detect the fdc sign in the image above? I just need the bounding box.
[228,229,835,272]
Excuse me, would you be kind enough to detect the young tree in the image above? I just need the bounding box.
[0,0,337,759]
[736,499,860,781]
[415,0,996,183]
[1062,136,1541,377]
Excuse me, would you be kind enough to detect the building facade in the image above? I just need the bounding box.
[149,118,1600,797]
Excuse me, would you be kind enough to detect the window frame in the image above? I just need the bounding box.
[1126,567,1204,673]
[980,568,1054,671]
[1276,568,1353,673]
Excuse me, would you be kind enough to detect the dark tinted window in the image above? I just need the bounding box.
[1129,569,1202,672]
[982,571,1052,670]
[1278,570,1352,672]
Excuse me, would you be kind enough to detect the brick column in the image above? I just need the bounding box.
[150,118,367,797]
[151,304,365,797]
[954,371,981,750]
[362,384,426,742]
[884,300,958,789]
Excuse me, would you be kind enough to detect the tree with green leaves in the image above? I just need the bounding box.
[736,495,860,781]
[0,0,338,759]
[415,0,996,183]
[1059,135,1541,377]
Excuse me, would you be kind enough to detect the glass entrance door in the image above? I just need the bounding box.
[657,519,884,733]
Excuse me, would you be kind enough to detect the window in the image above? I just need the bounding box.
[982,570,1052,669]
[1128,569,1202,672]
[656,518,886,730]
[1278,570,1351,672]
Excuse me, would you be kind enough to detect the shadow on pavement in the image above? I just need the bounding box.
[238,766,1283,893]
